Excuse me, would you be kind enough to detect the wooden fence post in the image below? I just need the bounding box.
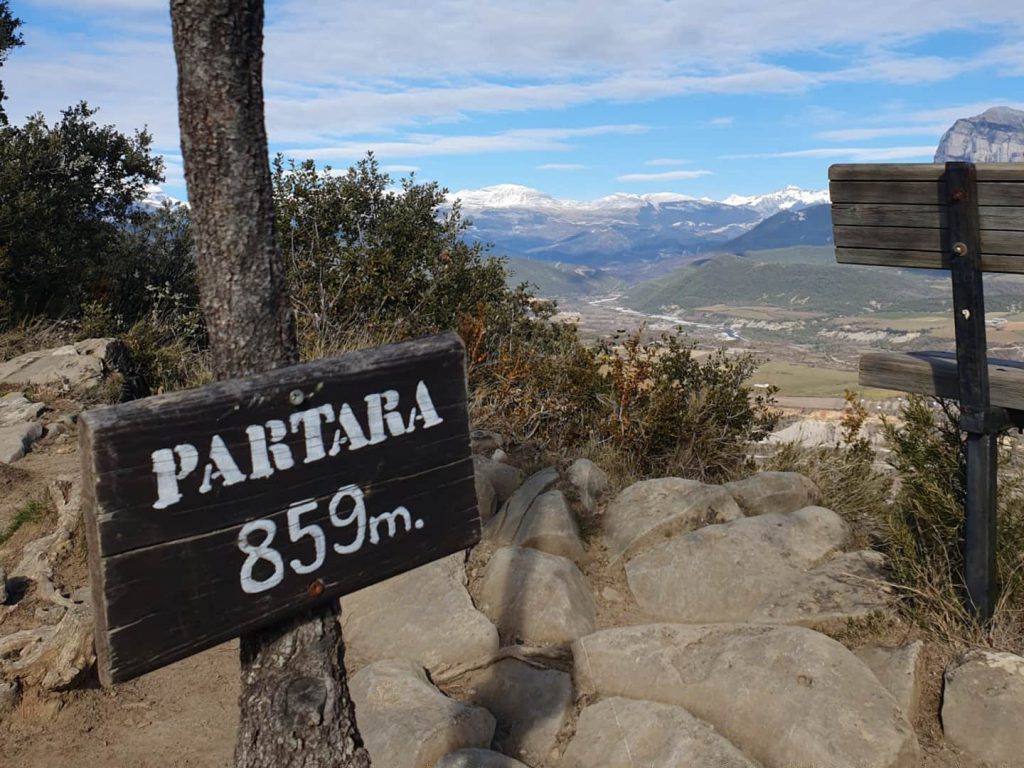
[946,161,1002,619]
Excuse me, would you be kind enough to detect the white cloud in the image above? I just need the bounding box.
[644,158,690,166]
[617,169,713,182]
[813,125,949,141]
[708,116,734,126]
[290,125,649,161]
[538,163,588,170]
[722,146,936,161]
[382,164,421,174]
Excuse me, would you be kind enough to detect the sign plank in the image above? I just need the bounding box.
[81,332,479,685]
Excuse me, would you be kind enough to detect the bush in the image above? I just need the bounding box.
[880,396,1024,642]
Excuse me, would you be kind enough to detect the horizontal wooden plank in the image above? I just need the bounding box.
[859,351,1024,410]
[835,247,1024,273]
[830,181,1024,207]
[830,203,1024,232]
[80,332,480,685]
[829,163,1024,182]
[833,225,1024,256]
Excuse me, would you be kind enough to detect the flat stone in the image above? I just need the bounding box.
[723,471,819,516]
[942,649,1024,767]
[574,624,920,768]
[625,506,849,623]
[857,641,924,720]
[462,658,573,765]
[0,392,45,427]
[477,546,595,645]
[567,458,608,512]
[484,467,559,546]
[603,477,743,562]
[0,338,126,391]
[473,455,524,504]
[342,554,498,674]
[749,550,891,626]
[351,659,496,768]
[434,749,529,768]
[561,697,758,768]
[511,490,585,562]
[0,421,44,464]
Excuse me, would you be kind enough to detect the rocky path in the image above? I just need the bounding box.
[2,342,1023,767]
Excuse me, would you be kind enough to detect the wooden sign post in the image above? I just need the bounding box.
[80,332,479,685]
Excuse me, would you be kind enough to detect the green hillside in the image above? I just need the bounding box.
[625,252,946,314]
[503,257,624,297]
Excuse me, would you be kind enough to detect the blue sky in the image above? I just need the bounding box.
[4,0,1024,202]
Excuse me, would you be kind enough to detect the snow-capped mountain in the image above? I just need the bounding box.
[447,184,829,267]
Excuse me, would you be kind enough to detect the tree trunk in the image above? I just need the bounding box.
[169,2,370,766]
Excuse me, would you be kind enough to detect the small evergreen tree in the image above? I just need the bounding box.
[0,0,22,126]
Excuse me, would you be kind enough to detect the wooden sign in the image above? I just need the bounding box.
[80,332,479,685]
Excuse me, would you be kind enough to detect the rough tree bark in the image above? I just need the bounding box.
[169,2,370,766]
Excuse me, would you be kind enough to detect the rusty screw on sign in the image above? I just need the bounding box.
[308,579,325,598]
[289,389,305,406]
[952,242,969,257]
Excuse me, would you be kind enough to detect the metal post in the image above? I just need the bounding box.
[946,161,1001,620]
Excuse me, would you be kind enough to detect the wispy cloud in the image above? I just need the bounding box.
[644,158,690,166]
[617,169,713,182]
[722,146,936,161]
[813,125,949,141]
[382,164,421,174]
[538,163,588,170]
[708,116,734,126]
[291,124,649,160]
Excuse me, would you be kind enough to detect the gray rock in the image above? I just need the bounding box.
[470,429,504,455]
[462,658,573,765]
[477,546,595,645]
[573,624,920,768]
[475,470,498,522]
[511,490,585,562]
[342,554,498,674]
[935,106,1024,163]
[484,467,558,545]
[491,448,509,463]
[749,549,891,626]
[0,338,126,391]
[567,458,608,512]
[604,477,743,562]
[434,750,528,768]
[561,697,758,768]
[351,659,496,768]
[723,471,819,516]
[625,506,849,623]
[473,455,524,504]
[0,392,45,427]
[0,565,6,604]
[857,641,924,720]
[942,649,1024,767]
[0,421,44,464]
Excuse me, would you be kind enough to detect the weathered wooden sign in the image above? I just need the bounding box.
[81,332,479,685]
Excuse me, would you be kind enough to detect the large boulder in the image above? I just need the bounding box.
[0,338,126,391]
[484,468,559,546]
[476,546,594,645]
[942,649,1024,766]
[0,392,45,427]
[461,658,573,766]
[573,624,920,768]
[511,490,585,562]
[350,659,496,768]
[624,506,849,623]
[603,477,743,561]
[723,471,819,516]
[342,554,498,674]
[561,697,759,768]
[473,455,524,504]
[0,421,44,464]
[857,641,924,720]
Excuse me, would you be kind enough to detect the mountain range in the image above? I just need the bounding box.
[449,184,830,271]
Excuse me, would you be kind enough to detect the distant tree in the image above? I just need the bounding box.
[0,102,163,323]
[0,0,22,125]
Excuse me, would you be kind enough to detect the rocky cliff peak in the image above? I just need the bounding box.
[934,106,1024,162]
